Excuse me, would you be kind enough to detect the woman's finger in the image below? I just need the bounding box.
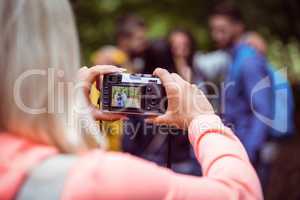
[78,65,126,112]
[84,65,126,84]
[91,109,128,121]
[153,68,174,86]
[144,116,157,124]
[153,68,181,98]
[145,113,173,125]
[171,73,186,84]
[90,65,125,75]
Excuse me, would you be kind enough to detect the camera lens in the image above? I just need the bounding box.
[146,86,152,92]
[151,98,157,105]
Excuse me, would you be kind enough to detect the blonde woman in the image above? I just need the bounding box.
[0,0,262,200]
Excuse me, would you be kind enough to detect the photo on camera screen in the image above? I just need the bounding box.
[111,86,141,109]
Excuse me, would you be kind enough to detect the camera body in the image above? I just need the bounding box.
[101,73,167,115]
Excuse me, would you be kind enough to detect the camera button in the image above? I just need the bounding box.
[151,99,157,105]
[143,74,152,78]
[103,97,109,104]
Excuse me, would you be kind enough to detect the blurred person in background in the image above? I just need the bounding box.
[168,28,194,82]
[115,14,148,73]
[193,32,267,86]
[209,1,273,186]
[91,16,151,152]
[91,46,129,68]
[0,1,263,199]
[122,27,203,175]
[193,32,267,114]
[193,50,231,113]
[242,32,267,55]
[90,46,129,151]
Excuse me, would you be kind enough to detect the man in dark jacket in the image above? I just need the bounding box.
[209,3,272,164]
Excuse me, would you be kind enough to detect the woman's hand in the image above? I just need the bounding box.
[77,65,127,121]
[147,68,214,129]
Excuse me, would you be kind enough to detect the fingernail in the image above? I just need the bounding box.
[113,68,125,72]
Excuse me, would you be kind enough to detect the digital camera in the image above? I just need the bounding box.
[101,73,167,115]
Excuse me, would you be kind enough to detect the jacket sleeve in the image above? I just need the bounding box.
[62,115,262,200]
[240,56,273,161]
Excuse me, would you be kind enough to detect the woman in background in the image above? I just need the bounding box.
[168,28,196,82]
[90,46,128,151]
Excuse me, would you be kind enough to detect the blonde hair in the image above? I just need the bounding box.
[0,0,105,153]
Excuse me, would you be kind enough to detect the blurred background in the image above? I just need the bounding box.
[72,0,300,81]
[71,0,300,199]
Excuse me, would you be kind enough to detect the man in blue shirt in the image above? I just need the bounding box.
[209,3,273,164]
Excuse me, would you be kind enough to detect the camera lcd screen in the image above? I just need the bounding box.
[111,86,142,109]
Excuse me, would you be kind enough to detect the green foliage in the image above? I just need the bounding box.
[268,39,300,82]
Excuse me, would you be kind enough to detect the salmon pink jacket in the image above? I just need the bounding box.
[0,115,262,200]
